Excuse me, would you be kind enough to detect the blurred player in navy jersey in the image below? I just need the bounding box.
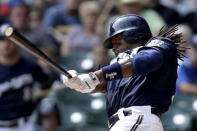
[62,14,185,131]
[0,34,51,130]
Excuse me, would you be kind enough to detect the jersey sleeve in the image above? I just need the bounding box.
[131,37,177,76]
[131,48,164,75]
[146,37,177,60]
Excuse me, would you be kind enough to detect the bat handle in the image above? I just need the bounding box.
[50,61,72,79]
[64,71,72,79]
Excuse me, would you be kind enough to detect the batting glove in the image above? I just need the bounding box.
[110,51,131,64]
[61,70,100,93]
[117,52,131,60]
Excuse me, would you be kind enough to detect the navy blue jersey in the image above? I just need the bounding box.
[106,37,178,117]
[0,57,48,120]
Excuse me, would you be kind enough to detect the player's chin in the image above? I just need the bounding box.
[114,50,124,56]
[113,50,119,56]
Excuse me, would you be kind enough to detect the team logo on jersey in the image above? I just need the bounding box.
[0,74,33,97]
[147,39,164,47]
[106,72,117,80]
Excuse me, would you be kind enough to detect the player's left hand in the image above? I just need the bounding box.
[61,70,100,93]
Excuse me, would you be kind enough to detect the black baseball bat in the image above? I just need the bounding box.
[4,27,72,78]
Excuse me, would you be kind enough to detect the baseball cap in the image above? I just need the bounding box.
[189,34,197,48]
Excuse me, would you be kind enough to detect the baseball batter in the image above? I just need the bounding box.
[61,14,185,131]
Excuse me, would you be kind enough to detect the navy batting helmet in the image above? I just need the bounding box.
[104,14,152,49]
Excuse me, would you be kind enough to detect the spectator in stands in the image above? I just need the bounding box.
[60,1,103,73]
[28,0,58,11]
[9,3,59,57]
[95,0,118,37]
[147,0,182,26]
[29,6,60,50]
[37,97,61,131]
[0,31,51,131]
[42,0,82,30]
[183,10,197,33]
[60,1,102,55]
[161,0,197,33]
[176,34,197,95]
[29,7,44,30]
[115,0,166,35]
[9,3,31,33]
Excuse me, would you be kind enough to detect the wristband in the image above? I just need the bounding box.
[101,62,123,81]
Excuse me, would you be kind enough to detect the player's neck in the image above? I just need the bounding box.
[0,54,20,66]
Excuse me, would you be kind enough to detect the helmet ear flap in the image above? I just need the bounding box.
[123,29,140,44]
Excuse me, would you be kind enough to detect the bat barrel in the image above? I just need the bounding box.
[4,27,72,79]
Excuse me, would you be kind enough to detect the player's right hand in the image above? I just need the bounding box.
[61,70,100,93]
[61,70,79,88]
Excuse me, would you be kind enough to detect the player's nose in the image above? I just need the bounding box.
[112,48,117,53]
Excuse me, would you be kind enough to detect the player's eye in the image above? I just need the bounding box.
[111,34,123,43]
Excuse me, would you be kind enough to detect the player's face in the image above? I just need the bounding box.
[0,38,17,58]
[111,34,135,55]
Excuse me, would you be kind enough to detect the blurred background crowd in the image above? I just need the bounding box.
[1,0,197,130]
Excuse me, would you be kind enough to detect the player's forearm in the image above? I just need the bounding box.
[94,59,134,83]
[61,59,134,94]
[91,82,107,93]
[94,48,164,83]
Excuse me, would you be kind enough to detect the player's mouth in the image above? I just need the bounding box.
[113,49,119,54]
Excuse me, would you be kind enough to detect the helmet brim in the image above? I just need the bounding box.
[103,27,137,49]
[103,38,113,49]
